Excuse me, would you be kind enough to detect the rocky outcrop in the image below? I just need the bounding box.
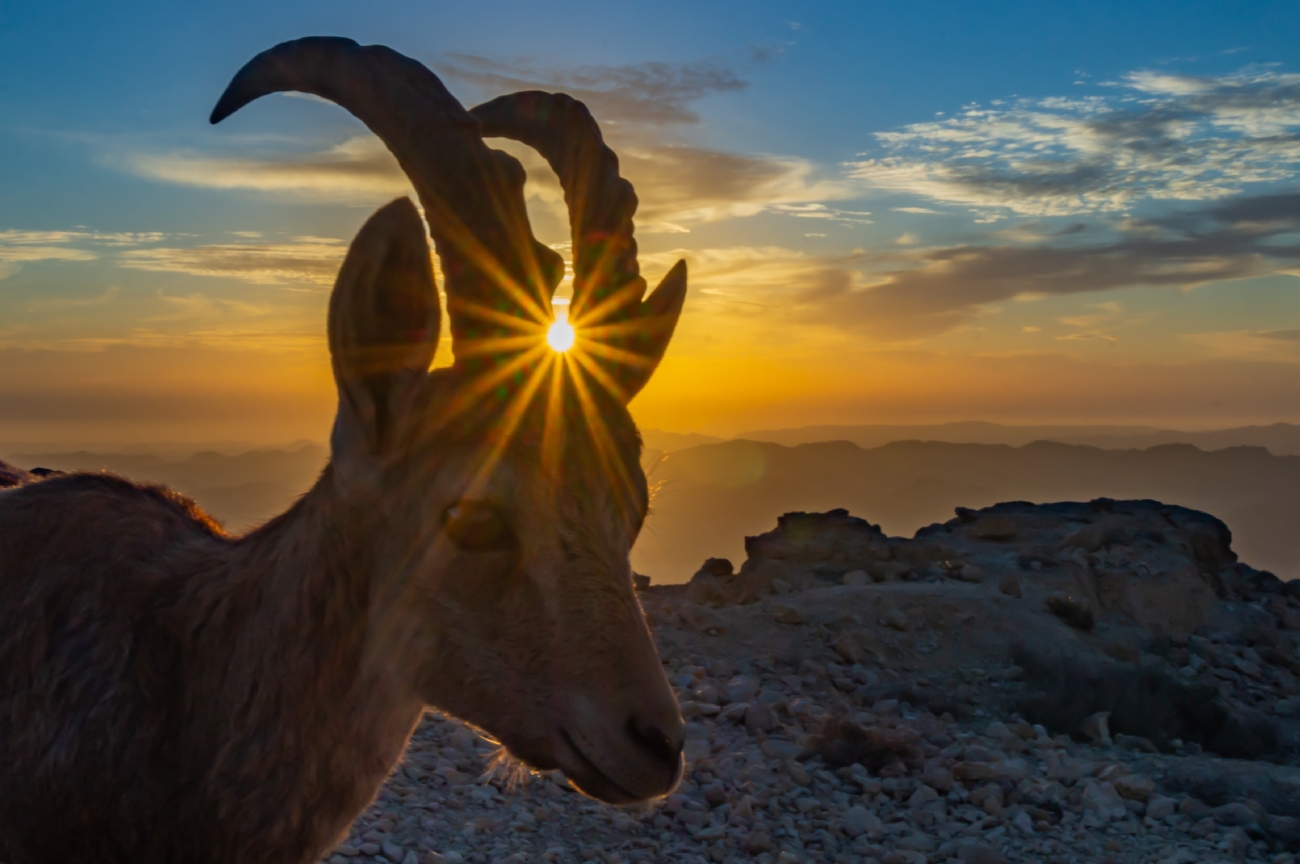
[688,498,1282,639]
[670,498,1300,769]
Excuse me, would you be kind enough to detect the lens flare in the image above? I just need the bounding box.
[547,312,576,353]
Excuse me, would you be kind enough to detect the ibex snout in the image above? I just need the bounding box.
[556,675,684,803]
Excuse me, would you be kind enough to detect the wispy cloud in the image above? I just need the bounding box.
[657,189,1300,341]
[438,54,747,126]
[0,229,160,279]
[127,136,410,203]
[849,68,1300,218]
[1252,328,1300,343]
[117,238,348,285]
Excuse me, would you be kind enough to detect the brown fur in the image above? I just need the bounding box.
[0,199,683,864]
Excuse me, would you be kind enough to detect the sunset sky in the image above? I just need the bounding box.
[2,1,1300,445]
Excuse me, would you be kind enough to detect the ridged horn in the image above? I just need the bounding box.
[211,37,564,375]
[472,92,686,402]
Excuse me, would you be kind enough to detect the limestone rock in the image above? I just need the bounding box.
[998,572,1022,598]
[768,601,806,625]
[840,804,883,839]
[1114,774,1155,801]
[1145,795,1177,820]
[743,508,890,567]
[1082,781,1127,821]
[1079,711,1112,746]
[841,569,869,586]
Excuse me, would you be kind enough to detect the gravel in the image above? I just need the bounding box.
[321,645,1296,864]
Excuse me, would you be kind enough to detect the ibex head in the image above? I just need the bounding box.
[213,38,687,803]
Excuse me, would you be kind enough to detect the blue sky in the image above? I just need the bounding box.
[2,0,1299,443]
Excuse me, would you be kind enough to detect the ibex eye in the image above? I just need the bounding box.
[441,500,515,552]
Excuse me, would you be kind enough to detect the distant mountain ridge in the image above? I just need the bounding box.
[8,430,1298,585]
[0,443,327,533]
[641,421,1300,456]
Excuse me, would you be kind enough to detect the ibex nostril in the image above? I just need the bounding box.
[626,716,682,767]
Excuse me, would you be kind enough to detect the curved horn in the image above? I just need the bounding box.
[211,37,563,375]
[472,92,686,401]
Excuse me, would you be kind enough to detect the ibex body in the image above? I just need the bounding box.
[0,37,687,864]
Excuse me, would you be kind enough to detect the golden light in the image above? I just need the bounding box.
[547,305,576,353]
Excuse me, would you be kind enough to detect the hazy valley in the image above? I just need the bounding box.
[6,421,1297,585]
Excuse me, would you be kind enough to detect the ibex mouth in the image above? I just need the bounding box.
[556,727,646,805]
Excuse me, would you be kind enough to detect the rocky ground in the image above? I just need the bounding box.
[329,499,1300,864]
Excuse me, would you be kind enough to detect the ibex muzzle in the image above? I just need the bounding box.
[0,37,687,864]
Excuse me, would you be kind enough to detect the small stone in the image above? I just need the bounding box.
[833,635,864,665]
[719,702,749,723]
[957,564,983,583]
[1213,802,1259,826]
[1114,774,1155,802]
[683,737,711,761]
[985,720,1014,743]
[1079,711,1112,746]
[998,572,1022,598]
[1012,810,1035,833]
[882,609,909,631]
[1144,795,1176,821]
[678,604,729,634]
[744,831,774,854]
[907,784,940,808]
[970,782,1004,815]
[744,701,777,733]
[882,851,927,864]
[1082,781,1127,821]
[724,676,760,704]
[957,842,1007,864]
[769,602,806,625]
[1113,733,1158,753]
[954,761,997,782]
[760,739,802,761]
[993,758,1028,781]
[922,763,954,792]
[841,805,883,839]
[897,832,937,852]
[841,569,869,586]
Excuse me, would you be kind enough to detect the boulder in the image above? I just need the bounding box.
[733,559,794,604]
[742,508,890,567]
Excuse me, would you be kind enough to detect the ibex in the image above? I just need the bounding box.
[0,37,687,864]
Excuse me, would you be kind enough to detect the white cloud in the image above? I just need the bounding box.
[849,68,1300,217]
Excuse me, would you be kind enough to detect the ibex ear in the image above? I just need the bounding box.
[328,198,438,498]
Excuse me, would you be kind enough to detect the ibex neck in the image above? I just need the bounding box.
[209,465,424,862]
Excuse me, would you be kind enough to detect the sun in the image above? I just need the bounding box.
[546,310,575,353]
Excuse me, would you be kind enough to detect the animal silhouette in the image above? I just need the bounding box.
[0,36,687,864]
